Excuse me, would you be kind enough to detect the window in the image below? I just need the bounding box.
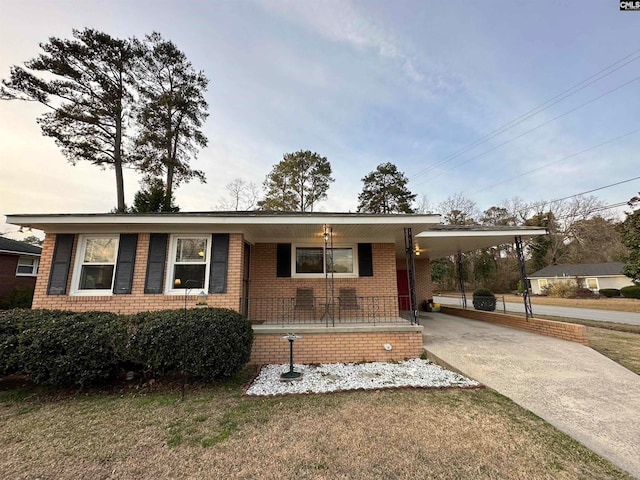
[538,279,548,290]
[72,235,119,294]
[16,256,39,276]
[294,245,356,277]
[167,235,210,292]
[586,278,599,290]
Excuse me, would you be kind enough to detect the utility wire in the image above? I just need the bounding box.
[410,47,640,180]
[547,176,640,203]
[468,126,640,196]
[414,75,640,188]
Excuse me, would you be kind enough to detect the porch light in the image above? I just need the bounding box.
[323,224,332,242]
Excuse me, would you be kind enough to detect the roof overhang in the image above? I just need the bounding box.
[5,212,442,247]
[5,212,547,259]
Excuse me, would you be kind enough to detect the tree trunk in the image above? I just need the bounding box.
[114,114,126,212]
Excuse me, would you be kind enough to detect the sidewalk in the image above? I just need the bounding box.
[422,312,640,478]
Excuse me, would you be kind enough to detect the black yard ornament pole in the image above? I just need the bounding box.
[280,334,303,380]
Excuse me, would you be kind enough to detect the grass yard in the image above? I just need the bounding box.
[0,370,632,480]
[504,294,640,313]
[524,313,640,376]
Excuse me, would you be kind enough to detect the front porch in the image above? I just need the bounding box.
[239,294,413,326]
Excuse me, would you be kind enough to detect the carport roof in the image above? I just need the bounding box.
[415,225,547,259]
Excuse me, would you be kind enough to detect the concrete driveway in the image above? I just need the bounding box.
[433,295,640,326]
[422,312,640,478]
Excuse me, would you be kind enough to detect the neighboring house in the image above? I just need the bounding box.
[6,212,544,363]
[0,236,42,305]
[528,262,634,295]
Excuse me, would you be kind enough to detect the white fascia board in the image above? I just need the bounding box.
[6,213,441,226]
[416,228,546,238]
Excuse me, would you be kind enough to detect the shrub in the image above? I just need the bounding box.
[620,285,640,299]
[128,308,253,380]
[0,310,21,375]
[18,310,124,388]
[0,285,35,309]
[570,288,598,299]
[544,282,577,298]
[598,288,620,298]
[472,289,496,312]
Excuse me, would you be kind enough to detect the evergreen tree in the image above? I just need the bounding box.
[258,151,333,212]
[2,29,138,212]
[618,194,640,284]
[133,32,209,212]
[357,162,416,214]
[130,178,179,213]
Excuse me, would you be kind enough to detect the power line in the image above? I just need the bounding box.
[410,47,640,181]
[548,176,640,203]
[468,126,640,196]
[414,75,640,188]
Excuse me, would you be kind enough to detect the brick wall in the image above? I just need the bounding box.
[0,254,37,301]
[440,306,588,345]
[32,232,245,314]
[248,243,399,320]
[250,329,424,364]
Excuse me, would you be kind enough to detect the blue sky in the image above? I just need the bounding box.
[1,0,639,236]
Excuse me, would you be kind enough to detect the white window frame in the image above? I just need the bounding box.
[537,279,548,291]
[292,243,358,278]
[165,234,212,295]
[71,234,120,296]
[586,277,599,291]
[16,256,39,277]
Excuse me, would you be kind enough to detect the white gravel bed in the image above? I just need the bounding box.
[246,358,480,396]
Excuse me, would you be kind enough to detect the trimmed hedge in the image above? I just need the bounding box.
[599,288,621,298]
[621,285,640,299]
[0,285,35,310]
[128,308,253,380]
[0,307,254,388]
[472,289,496,312]
[19,310,123,388]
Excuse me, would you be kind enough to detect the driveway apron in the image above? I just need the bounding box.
[422,312,640,478]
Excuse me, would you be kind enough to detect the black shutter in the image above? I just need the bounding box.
[144,234,168,294]
[358,243,373,277]
[47,234,75,295]
[113,234,138,294]
[209,234,229,294]
[276,243,291,277]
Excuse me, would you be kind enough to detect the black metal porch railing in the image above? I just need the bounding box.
[239,295,413,325]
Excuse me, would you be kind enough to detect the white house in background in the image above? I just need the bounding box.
[527,262,634,295]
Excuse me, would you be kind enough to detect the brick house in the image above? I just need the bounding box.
[5,212,544,363]
[0,236,42,306]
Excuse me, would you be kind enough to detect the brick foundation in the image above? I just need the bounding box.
[440,306,588,345]
[250,325,424,364]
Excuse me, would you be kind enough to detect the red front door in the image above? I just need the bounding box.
[396,270,410,310]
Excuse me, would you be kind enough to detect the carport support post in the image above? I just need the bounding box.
[456,250,467,309]
[515,236,533,319]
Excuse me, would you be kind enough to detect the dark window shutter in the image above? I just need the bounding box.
[209,234,229,294]
[144,234,168,294]
[358,243,373,277]
[47,234,75,295]
[276,243,291,278]
[113,234,138,294]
